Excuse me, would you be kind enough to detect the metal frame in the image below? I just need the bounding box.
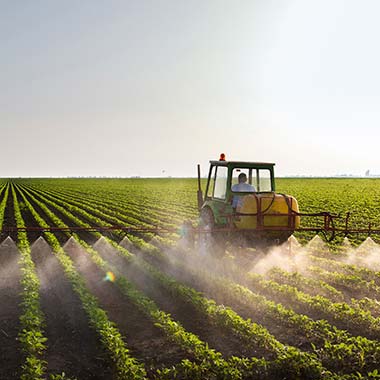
[2,211,380,242]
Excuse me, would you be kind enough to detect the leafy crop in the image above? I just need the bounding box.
[3,177,380,379]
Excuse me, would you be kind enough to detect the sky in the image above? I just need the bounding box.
[2,0,380,177]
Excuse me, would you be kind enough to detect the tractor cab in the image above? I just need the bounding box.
[197,154,300,247]
[202,159,275,225]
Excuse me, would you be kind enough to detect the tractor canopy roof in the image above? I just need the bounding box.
[209,160,275,169]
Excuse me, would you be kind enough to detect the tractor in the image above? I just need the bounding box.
[195,154,300,254]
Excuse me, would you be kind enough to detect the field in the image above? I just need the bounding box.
[2,178,380,380]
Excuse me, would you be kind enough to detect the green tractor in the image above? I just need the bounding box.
[195,154,300,254]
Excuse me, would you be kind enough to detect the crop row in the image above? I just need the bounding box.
[14,184,340,379]
[16,185,149,379]
[17,183,177,249]
[13,184,299,379]
[0,183,9,229]
[17,183,380,336]
[18,179,196,225]
[11,184,48,380]
[12,185,378,378]
[5,179,378,378]
[247,272,380,340]
[18,183,183,248]
[133,241,380,375]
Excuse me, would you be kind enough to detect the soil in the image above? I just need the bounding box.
[31,237,114,379]
[138,246,315,350]
[5,180,380,378]
[63,237,194,377]
[92,237,274,360]
[5,186,327,375]
[15,190,268,360]
[21,187,285,360]
[243,277,378,340]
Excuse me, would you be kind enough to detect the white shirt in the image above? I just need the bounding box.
[231,182,256,208]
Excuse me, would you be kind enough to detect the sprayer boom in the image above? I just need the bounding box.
[2,211,380,243]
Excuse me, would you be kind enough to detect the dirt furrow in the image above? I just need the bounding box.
[31,237,114,379]
[137,247,313,349]
[63,237,192,377]
[93,237,271,360]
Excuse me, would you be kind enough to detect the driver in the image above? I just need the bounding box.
[231,173,256,209]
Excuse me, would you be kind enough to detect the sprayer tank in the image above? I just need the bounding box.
[234,193,300,230]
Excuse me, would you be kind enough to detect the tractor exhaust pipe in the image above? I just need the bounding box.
[197,164,203,211]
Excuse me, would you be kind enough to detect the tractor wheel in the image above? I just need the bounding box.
[199,208,225,258]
